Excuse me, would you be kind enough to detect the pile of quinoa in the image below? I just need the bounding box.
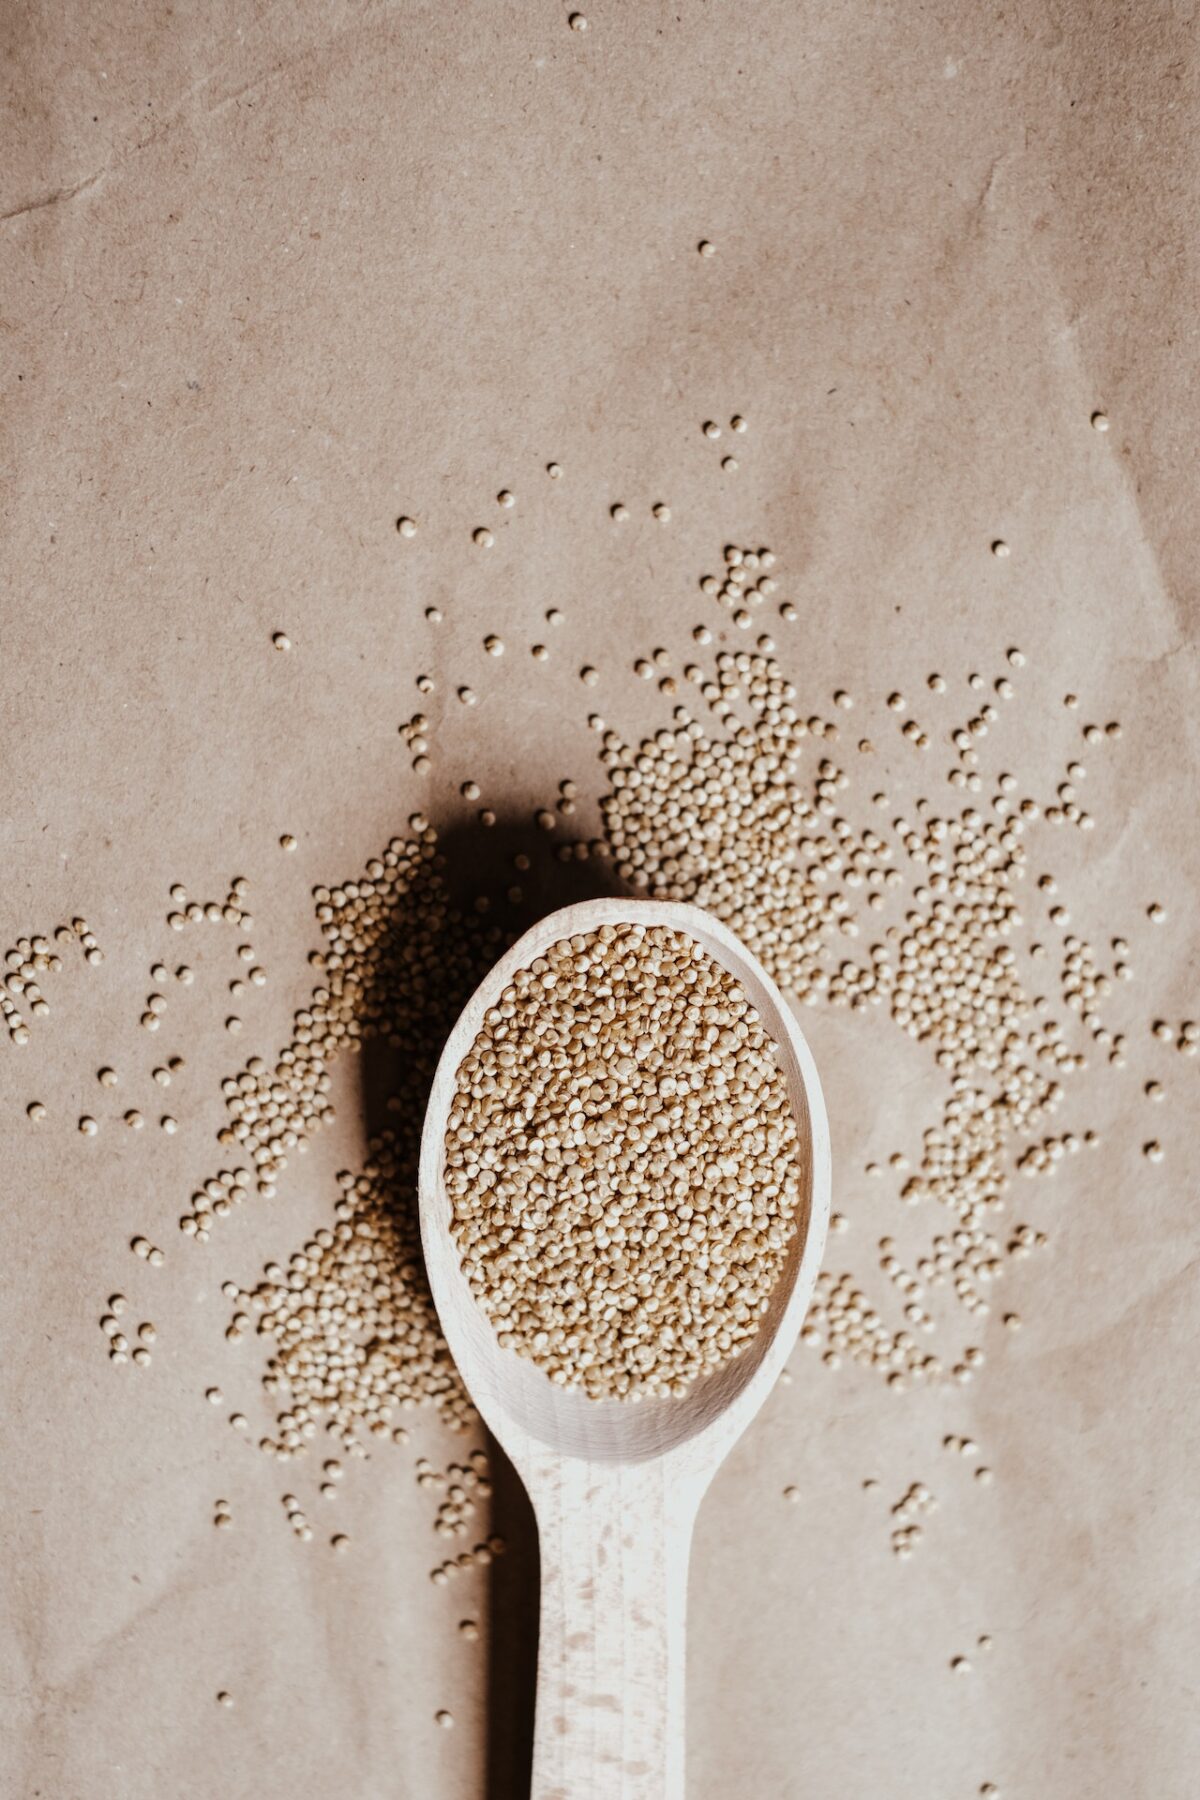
[444,921,803,1400]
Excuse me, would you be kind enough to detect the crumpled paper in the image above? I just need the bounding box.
[2,4,1197,1797]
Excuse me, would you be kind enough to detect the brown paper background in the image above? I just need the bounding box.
[2,4,1198,1797]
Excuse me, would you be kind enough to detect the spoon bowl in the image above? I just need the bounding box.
[419,898,830,1798]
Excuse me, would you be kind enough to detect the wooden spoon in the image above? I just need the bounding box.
[418,898,830,1799]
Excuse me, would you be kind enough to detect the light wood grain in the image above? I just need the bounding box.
[418,900,831,1798]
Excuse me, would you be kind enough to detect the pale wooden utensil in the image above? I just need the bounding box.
[418,898,831,1800]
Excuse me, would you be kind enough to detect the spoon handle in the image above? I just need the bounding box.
[528,1458,697,1800]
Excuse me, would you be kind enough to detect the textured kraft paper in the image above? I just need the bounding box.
[1,5,1198,1799]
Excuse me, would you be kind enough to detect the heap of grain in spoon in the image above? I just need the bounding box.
[443,922,803,1400]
